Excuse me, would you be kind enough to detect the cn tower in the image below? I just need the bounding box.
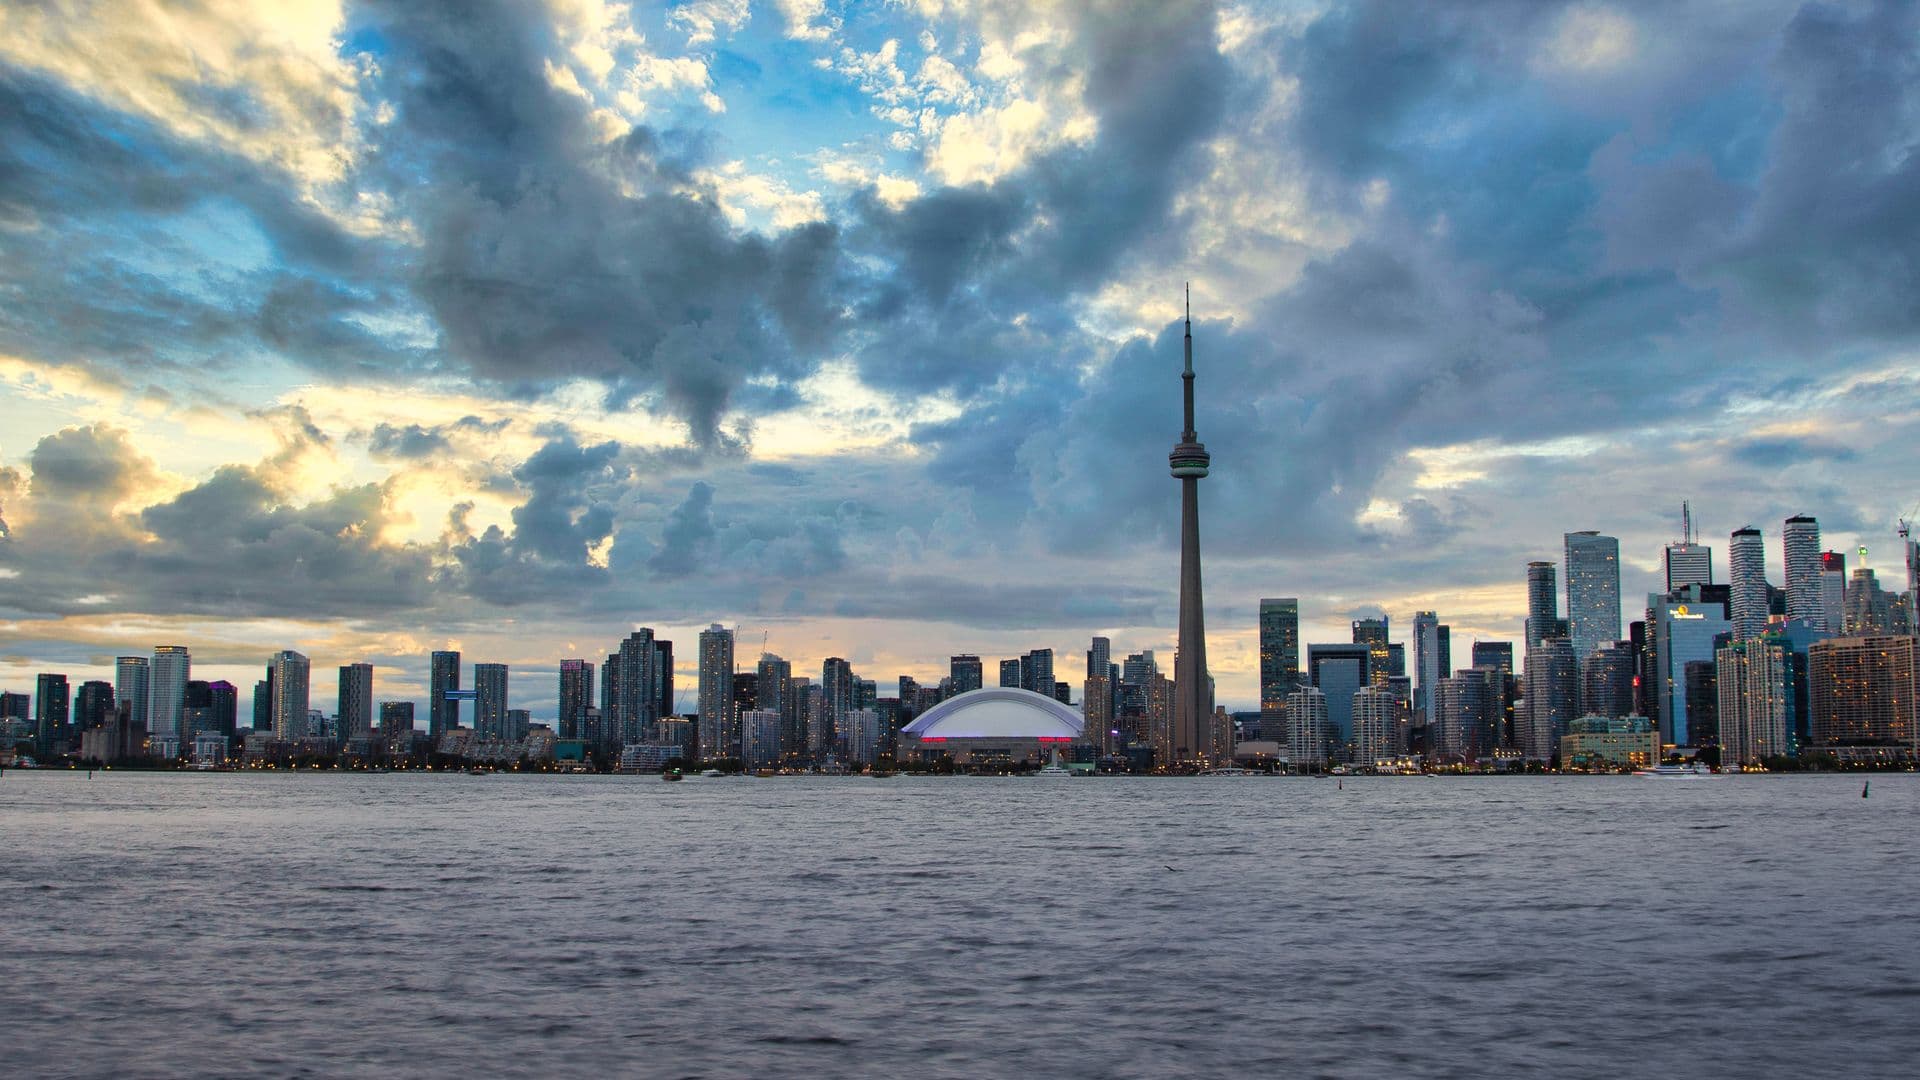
[1169,286,1213,765]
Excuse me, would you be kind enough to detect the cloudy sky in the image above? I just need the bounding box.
[3,0,1917,716]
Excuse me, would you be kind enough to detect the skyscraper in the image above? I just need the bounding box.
[1087,637,1111,680]
[1716,637,1792,764]
[1525,562,1560,648]
[1563,531,1621,664]
[741,709,782,770]
[697,624,735,762]
[1259,599,1300,713]
[757,653,796,757]
[1169,289,1214,765]
[1351,686,1396,766]
[429,650,460,740]
[612,630,659,743]
[558,659,593,740]
[1649,595,1731,746]
[1666,503,1713,591]
[1809,636,1917,756]
[1783,515,1822,626]
[337,663,374,743]
[473,663,509,741]
[950,655,983,694]
[1351,617,1391,688]
[270,650,310,741]
[1820,551,1847,634]
[1412,611,1443,719]
[1284,685,1328,767]
[114,657,149,736]
[34,673,69,753]
[74,680,115,732]
[1019,648,1054,698]
[1522,638,1578,762]
[822,657,854,752]
[998,658,1021,688]
[1728,527,1769,641]
[150,645,190,743]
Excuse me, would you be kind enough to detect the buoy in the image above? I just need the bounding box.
[1863,780,1870,799]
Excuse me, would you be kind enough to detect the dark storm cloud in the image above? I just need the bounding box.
[355,0,851,447]
[26,425,156,501]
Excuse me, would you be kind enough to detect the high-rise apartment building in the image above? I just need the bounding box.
[611,630,659,743]
[1564,531,1621,664]
[557,659,593,740]
[74,680,115,732]
[697,624,736,762]
[473,663,509,741]
[1844,567,1895,635]
[429,650,461,740]
[270,650,310,741]
[1412,611,1445,718]
[1433,667,1502,760]
[1019,648,1055,698]
[114,657,149,737]
[821,657,855,750]
[1087,637,1111,680]
[741,709,782,770]
[1808,636,1916,756]
[149,645,190,743]
[1716,637,1793,764]
[1783,515,1822,626]
[337,663,374,743]
[1472,641,1514,676]
[379,701,414,737]
[1522,638,1578,761]
[998,658,1021,688]
[757,654,796,757]
[1259,599,1300,712]
[1728,527,1769,641]
[1351,686,1396,765]
[1581,641,1636,719]
[1284,686,1328,767]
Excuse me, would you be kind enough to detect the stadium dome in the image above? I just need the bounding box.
[901,687,1085,742]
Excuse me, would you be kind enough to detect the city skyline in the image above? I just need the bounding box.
[5,2,1920,717]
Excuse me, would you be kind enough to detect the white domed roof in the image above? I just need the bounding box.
[901,687,1084,740]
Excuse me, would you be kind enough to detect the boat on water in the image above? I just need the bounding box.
[1634,762,1718,778]
[1201,766,1254,776]
[662,768,683,783]
[699,768,726,778]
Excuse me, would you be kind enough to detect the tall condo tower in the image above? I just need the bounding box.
[1563,531,1621,664]
[1169,288,1214,766]
[1728,527,1768,640]
[1783,515,1822,626]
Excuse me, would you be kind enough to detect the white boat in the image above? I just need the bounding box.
[1035,750,1071,777]
[1201,766,1254,776]
[1634,762,1718,778]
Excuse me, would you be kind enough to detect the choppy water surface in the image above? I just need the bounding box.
[3,772,1917,1078]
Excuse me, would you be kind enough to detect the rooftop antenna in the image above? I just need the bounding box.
[1681,500,1693,545]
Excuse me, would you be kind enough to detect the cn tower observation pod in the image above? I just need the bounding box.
[898,687,1084,766]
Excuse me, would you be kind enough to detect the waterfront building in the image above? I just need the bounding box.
[473,663,509,741]
[1522,638,1578,762]
[1717,637,1793,764]
[1432,667,1502,761]
[1728,527,1769,641]
[1783,515,1822,626]
[1284,686,1328,767]
[1809,636,1918,760]
[1351,686,1396,766]
[698,624,736,761]
[1683,660,1719,748]
[1564,531,1621,668]
[609,630,661,743]
[270,651,310,742]
[804,683,830,761]
[150,645,190,744]
[842,708,882,766]
[253,679,271,731]
[338,663,374,743]
[821,656,855,749]
[1169,291,1215,766]
[505,708,531,744]
[1559,716,1657,770]
[742,709,782,770]
[899,687,1081,767]
[558,660,593,741]
[429,650,460,740]
[114,657,149,737]
[757,654,797,757]
[1145,672,1175,766]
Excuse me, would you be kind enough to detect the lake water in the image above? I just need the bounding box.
[3,771,1916,1078]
